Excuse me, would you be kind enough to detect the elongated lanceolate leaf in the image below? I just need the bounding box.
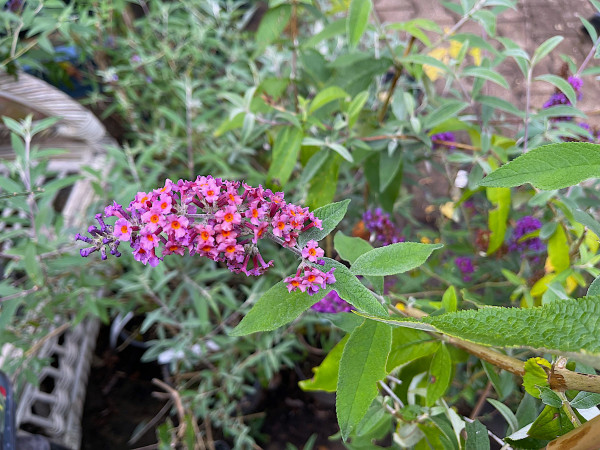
[298,199,350,247]
[299,334,348,392]
[337,319,391,440]
[356,296,600,368]
[347,0,372,48]
[229,281,332,336]
[323,258,387,316]
[351,242,443,276]
[479,143,600,189]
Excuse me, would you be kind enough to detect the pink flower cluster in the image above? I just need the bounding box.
[75,176,335,295]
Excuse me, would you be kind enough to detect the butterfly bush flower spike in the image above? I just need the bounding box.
[311,291,353,313]
[75,176,335,296]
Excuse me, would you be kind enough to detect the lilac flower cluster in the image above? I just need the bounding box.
[75,176,335,295]
[508,216,545,253]
[310,290,353,313]
[454,256,475,282]
[542,76,583,112]
[431,132,456,150]
[362,208,404,246]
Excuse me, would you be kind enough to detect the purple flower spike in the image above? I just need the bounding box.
[363,209,403,246]
[455,256,475,282]
[80,247,97,257]
[509,216,545,253]
[311,291,353,313]
[431,132,456,150]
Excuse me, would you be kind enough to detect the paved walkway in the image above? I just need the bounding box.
[375,0,598,127]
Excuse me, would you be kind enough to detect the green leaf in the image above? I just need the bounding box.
[532,36,564,66]
[0,298,22,330]
[302,18,346,48]
[386,328,440,372]
[334,232,383,293]
[306,154,341,209]
[299,150,329,186]
[537,386,563,408]
[24,241,43,286]
[337,319,391,440]
[588,275,600,296]
[379,149,402,193]
[426,344,452,406]
[486,187,510,255]
[229,280,331,336]
[400,54,450,75]
[326,142,353,163]
[442,285,458,313]
[253,5,292,57]
[298,199,350,248]
[267,126,304,188]
[357,297,600,368]
[309,86,349,114]
[573,209,600,239]
[347,91,369,128]
[487,398,519,434]
[461,66,509,89]
[334,231,373,263]
[424,101,469,129]
[347,0,372,48]
[475,95,525,117]
[533,105,587,120]
[465,420,490,450]
[324,258,387,316]
[299,334,348,392]
[479,143,600,189]
[535,74,578,106]
[351,242,443,276]
[570,391,600,409]
[580,16,598,43]
[528,405,574,440]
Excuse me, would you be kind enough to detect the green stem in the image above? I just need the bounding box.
[557,391,581,428]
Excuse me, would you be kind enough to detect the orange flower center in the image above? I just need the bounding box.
[201,231,210,241]
[172,221,180,229]
[147,235,154,242]
[277,222,285,230]
[151,215,160,224]
[226,245,236,253]
[252,209,259,218]
[169,245,178,251]
[291,280,300,287]
[308,248,316,256]
[207,190,215,197]
[160,202,168,209]
[224,213,234,222]
[307,275,316,282]
[202,245,212,252]
[121,225,128,233]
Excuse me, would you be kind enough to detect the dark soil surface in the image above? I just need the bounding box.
[81,326,344,449]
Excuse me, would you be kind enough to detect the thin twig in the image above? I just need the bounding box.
[152,378,187,439]
[470,381,492,420]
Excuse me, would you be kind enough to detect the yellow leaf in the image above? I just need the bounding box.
[440,201,455,220]
[548,224,570,273]
[469,48,482,66]
[566,275,578,294]
[424,47,450,81]
[449,40,463,59]
[585,230,599,253]
[531,273,556,297]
